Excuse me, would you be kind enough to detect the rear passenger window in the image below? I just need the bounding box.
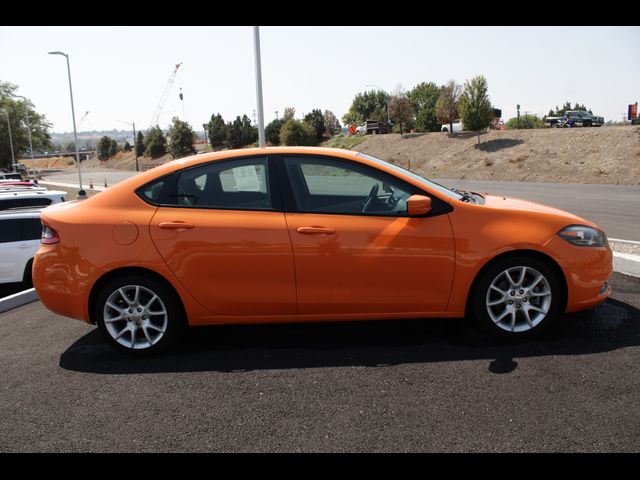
[139,179,166,204]
[0,220,21,243]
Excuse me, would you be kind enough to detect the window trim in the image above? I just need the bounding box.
[136,155,283,212]
[276,154,452,218]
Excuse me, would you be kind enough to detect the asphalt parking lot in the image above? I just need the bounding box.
[1,272,639,452]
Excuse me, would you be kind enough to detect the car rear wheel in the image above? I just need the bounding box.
[470,256,562,338]
[95,275,184,355]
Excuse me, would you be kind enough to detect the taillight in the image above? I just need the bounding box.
[41,225,60,245]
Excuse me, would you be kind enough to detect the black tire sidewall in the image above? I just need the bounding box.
[95,274,184,355]
[470,256,562,338]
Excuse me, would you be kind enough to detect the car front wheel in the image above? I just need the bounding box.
[470,256,562,338]
[95,275,184,355]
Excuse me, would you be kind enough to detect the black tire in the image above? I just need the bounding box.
[95,274,185,356]
[22,258,33,288]
[469,255,563,338]
[551,122,558,128]
[584,121,591,127]
[442,127,448,132]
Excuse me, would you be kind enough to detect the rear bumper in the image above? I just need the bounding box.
[32,245,94,323]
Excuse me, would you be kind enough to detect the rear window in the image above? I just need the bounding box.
[0,197,52,210]
[21,218,42,241]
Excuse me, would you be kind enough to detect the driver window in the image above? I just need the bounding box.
[284,156,414,216]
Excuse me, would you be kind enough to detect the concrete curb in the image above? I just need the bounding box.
[613,252,640,278]
[0,288,39,313]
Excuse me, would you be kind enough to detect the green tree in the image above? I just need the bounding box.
[436,80,462,134]
[459,75,494,145]
[283,107,296,121]
[240,114,258,147]
[279,119,317,146]
[342,90,389,125]
[168,117,196,159]
[123,141,132,152]
[323,110,340,136]
[62,140,76,153]
[144,126,167,159]
[97,136,112,161]
[506,114,545,129]
[548,102,593,117]
[109,138,118,157]
[389,84,414,135]
[225,117,244,149]
[207,113,226,148]
[136,131,145,157]
[408,81,440,132]
[303,109,326,141]
[265,118,284,145]
[0,81,53,170]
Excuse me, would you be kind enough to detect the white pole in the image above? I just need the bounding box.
[253,26,266,147]
[49,51,85,198]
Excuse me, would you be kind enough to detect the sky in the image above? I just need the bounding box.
[1,26,639,134]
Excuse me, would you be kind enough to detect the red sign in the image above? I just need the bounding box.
[629,103,638,120]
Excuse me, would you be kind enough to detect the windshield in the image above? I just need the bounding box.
[356,152,463,200]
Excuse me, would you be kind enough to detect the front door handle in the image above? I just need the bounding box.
[296,226,336,235]
[158,221,195,230]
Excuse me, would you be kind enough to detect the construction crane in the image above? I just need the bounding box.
[77,110,90,130]
[149,62,182,127]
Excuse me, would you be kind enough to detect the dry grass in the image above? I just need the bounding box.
[354,126,640,184]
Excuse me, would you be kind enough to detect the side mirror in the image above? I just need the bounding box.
[407,195,432,216]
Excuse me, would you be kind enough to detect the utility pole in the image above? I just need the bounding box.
[253,26,266,147]
[275,110,278,120]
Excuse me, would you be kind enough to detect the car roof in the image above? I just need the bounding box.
[0,189,66,198]
[0,206,45,218]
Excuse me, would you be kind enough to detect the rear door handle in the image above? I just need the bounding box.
[296,226,336,235]
[158,221,195,230]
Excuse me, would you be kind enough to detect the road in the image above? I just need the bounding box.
[0,272,639,452]
[45,170,640,241]
[434,178,640,241]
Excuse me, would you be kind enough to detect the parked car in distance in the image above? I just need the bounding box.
[0,207,45,287]
[0,173,23,181]
[356,120,393,135]
[33,146,612,355]
[441,120,463,133]
[0,189,66,210]
[545,110,604,128]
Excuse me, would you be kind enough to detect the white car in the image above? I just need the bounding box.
[441,120,463,133]
[0,189,67,210]
[0,207,44,286]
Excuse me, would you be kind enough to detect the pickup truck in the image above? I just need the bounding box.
[545,110,604,128]
[356,120,393,135]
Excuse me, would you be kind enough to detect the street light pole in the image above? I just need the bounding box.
[253,26,266,147]
[366,84,390,123]
[48,51,85,198]
[12,95,35,177]
[1,110,16,170]
[118,120,139,172]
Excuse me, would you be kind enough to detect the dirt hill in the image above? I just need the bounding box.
[356,125,640,185]
[26,126,640,185]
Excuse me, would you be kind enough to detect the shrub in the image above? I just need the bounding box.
[279,119,317,146]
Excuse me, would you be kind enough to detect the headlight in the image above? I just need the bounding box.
[557,225,606,247]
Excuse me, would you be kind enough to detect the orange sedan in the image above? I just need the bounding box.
[33,147,612,354]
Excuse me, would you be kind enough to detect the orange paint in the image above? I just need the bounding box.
[32,147,612,327]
